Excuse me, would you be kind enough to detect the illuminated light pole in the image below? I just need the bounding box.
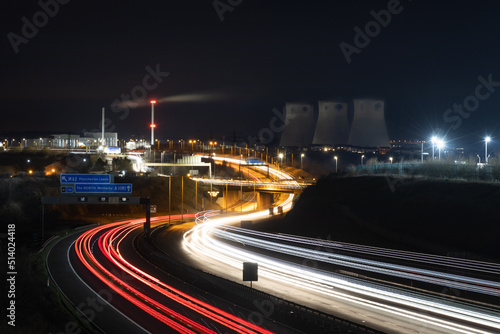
[279,153,283,170]
[194,180,198,210]
[334,156,338,173]
[300,153,305,179]
[361,154,365,166]
[485,136,491,164]
[169,176,171,224]
[436,139,444,160]
[389,157,393,164]
[181,176,184,222]
[431,136,437,160]
[150,100,156,146]
[254,180,257,210]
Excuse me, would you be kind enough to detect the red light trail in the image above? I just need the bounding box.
[74,215,274,333]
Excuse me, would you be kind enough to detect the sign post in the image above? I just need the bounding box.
[243,262,258,288]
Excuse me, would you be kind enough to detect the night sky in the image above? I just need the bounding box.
[2,1,500,150]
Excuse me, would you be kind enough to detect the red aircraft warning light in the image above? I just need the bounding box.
[150,100,157,104]
[150,124,156,128]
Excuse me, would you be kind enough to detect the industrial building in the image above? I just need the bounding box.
[280,99,391,149]
[312,101,349,146]
[279,103,316,147]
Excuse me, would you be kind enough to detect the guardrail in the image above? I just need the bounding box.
[191,178,312,190]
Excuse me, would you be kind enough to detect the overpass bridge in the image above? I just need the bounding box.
[190,178,313,192]
[190,177,315,210]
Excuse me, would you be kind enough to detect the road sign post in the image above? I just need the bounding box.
[60,174,112,184]
[74,183,132,194]
[243,262,258,288]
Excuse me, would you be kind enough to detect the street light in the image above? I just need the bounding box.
[431,136,437,160]
[150,100,156,146]
[361,154,365,165]
[300,153,305,179]
[334,156,338,173]
[485,136,491,164]
[436,139,445,160]
[389,157,393,164]
[279,153,283,170]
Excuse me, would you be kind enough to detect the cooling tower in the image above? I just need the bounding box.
[312,101,349,146]
[347,99,390,148]
[279,103,316,147]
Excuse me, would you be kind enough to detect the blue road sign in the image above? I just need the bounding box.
[61,186,74,193]
[74,183,132,194]
[60,174,111,184]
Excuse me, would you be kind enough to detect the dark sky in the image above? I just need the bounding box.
[2,1,500,150]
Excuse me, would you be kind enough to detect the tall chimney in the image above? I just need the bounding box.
[101,107,105,146]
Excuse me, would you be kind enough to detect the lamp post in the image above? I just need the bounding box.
[431,136,437,160]
[150,100,156,146]
[300,153,305,179]
[361,155,365,165]
[169,176,171,224]
[195,179,198,211]
[436,139,444,160]
[485,136,491,164]
[389,157,393,164]
[334,156,338,173]
[181,176,184,222]
[279,153,283,170]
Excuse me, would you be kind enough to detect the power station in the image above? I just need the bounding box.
[279,103,316,147]
[281,98,390,149]
[312,101,349,146]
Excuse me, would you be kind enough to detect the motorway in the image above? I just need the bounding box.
[48,214,302,333]
[175,156,500,334]
[176,210,500,334]
[48,155,500,333]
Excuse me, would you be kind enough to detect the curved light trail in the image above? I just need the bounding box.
[183,210,500,334]
[182,157,500,334]
[74,214,274,334]
[211,227,500,297]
